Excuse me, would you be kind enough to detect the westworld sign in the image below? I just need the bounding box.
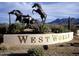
[3,32,73,46]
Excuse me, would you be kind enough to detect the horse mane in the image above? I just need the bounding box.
[12,10,23,15]
[15,10,23,15]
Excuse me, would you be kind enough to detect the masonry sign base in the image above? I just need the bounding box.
[4,32,73,46]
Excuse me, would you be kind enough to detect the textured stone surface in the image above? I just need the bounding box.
[3,32,73,46]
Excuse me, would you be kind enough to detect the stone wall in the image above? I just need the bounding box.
[3,32,73,47]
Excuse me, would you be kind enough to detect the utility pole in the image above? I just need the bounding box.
[6,14,11,33]
[68,17,71,31]
[9,14,11,26]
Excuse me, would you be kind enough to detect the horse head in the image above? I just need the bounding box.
[8,10,22,16]
[32,3,37,8]
[32,3,41,8]
[8,10,23,23]
[8,10,15,14]
[32,3,47,24]
[32,3,41,14]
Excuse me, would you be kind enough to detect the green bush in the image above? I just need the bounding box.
[0,27,6,34]
[51,26,69,33]
[8,24,16,33]
[15,23,25,32]
[0,45,7,51]
[39,24,51,33]
[27,48,44,56]
[8,23,25,33]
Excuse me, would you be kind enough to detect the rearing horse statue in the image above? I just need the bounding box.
[32,3,47,24]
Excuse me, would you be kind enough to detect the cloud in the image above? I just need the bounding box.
[0,2,79,23]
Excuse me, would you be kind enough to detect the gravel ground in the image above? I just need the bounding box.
[0,35,79,56]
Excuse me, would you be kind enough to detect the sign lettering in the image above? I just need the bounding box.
[4,32,73,46]
[18,36,28,43]
[31,37,36,43]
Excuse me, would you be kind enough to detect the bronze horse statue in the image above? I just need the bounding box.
[32,3,47,24]
[8,10,36,25]
[9,10,23,23]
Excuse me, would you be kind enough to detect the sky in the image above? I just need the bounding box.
[0,2,79,23]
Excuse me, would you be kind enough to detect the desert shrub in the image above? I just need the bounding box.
[0,46,7,50]
[8,23,25,33]
[51,26,69,33]
[8,24,16,33]
[39,24,51,33]
[0,27,6,34]
[27,48,44,56]
[15,23,25,32]
[0,45,7,51]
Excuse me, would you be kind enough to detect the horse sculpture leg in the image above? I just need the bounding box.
[32,9,47,25]
[32,9,36,15]
[41,15,46,25]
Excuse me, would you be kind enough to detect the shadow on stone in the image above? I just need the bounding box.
[7,53,29,56]
[59,45,64,47]
[43,45,48,50]
[70,43,79,47]
[0,34,3,44]
[72,53,79,55]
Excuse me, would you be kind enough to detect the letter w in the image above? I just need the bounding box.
[18,36,28,43]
